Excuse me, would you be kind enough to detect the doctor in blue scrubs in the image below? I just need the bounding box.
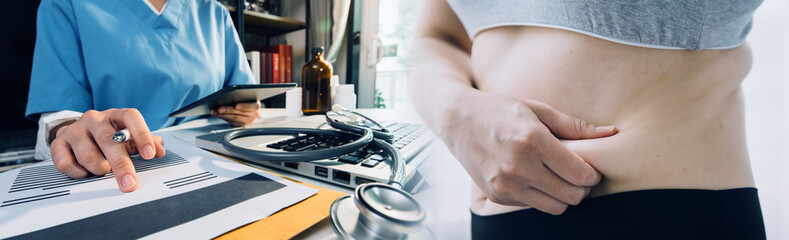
[25,0,259,192]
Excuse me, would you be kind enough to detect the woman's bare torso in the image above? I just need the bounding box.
[469,26,755,215]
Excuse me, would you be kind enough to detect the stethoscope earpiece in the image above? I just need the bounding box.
[326,107,395,142]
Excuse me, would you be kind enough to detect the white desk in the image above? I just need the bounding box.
[157,108,474,239]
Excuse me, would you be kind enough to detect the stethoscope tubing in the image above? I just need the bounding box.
[366,138,405,189]
[221,127,373,162]
[219,118,405,187]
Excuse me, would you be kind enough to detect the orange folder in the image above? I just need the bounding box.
[215,160,347,240]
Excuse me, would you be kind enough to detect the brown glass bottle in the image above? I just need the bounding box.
[302,47,333,115]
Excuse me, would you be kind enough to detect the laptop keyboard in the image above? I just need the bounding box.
[265,122,429,168]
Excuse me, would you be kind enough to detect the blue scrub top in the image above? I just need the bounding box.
[25,0,255,131]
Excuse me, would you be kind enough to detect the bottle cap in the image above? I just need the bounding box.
[336,84,355,94]
[312,47,324,55]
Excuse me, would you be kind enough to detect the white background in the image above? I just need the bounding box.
[743,0,789,238]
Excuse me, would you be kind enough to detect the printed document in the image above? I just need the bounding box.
[0,134,317,239]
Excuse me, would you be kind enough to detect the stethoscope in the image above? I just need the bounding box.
[219,105,432,239]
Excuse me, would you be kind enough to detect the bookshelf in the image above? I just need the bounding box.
[223,1,308,50]
[225,6,306,36]
[223,1,308,107]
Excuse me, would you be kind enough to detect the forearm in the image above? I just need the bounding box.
[407,37,482,138]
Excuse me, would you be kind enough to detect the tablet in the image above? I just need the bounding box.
[169,83,297,117]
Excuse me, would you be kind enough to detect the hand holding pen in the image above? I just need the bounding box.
[113,128,132,143]
[49,108,165,192]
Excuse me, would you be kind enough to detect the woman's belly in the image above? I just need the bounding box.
[468,27,755,215]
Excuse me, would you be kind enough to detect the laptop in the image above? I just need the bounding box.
[194,115,437,193]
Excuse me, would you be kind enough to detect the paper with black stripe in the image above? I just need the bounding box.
[0,135,318,239]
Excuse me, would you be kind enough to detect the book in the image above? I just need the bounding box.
[271,53,280,84]
[260,52,268,83]
[245,51,261,83]
[263,44,293,83]
[284,45,292,83]
[263,53,272,84]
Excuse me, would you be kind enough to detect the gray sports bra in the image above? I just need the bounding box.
[446,0,762,51]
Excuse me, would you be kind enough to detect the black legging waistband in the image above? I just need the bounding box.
[471,188,765,240]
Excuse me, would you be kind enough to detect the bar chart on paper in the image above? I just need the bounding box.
[8,152,186,193]
[2,152,187,208]
[0,134,318,239]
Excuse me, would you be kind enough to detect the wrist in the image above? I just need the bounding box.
[48,120,76,145]
[436,87,485,137]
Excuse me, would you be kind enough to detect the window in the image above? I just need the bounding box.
[373,0,421,109]
[355,0,422,109]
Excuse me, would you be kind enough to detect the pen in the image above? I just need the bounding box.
[209,127,244,134]
[113,128,132,143]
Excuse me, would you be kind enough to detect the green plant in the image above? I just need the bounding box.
[374,89,387,109]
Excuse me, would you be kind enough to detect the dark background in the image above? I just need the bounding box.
[0,0,42,152]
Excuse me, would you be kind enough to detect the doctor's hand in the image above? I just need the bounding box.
[442,91,618,215]
[49,108,166,192]
[210,101,261,127]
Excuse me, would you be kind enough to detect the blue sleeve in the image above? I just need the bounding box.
[222,8,256,86]
[25,0,93,120]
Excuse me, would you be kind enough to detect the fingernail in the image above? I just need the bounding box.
[219,107,225,113]
[596,126,616,132]
[121,174,136,191]
[236,104,242,109]
[142,145,154,159]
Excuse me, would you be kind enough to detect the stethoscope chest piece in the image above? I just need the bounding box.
[330,183,431,239]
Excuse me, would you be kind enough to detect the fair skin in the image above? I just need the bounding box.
[148,0,166,12]
[409,0,754,215]
[51,102,261,192]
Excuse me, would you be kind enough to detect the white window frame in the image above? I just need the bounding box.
[356,0,381,108]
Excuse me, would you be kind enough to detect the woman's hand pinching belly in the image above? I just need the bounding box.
[49,108,166,193]
[445,92,617,215]
[210,101,261,126]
